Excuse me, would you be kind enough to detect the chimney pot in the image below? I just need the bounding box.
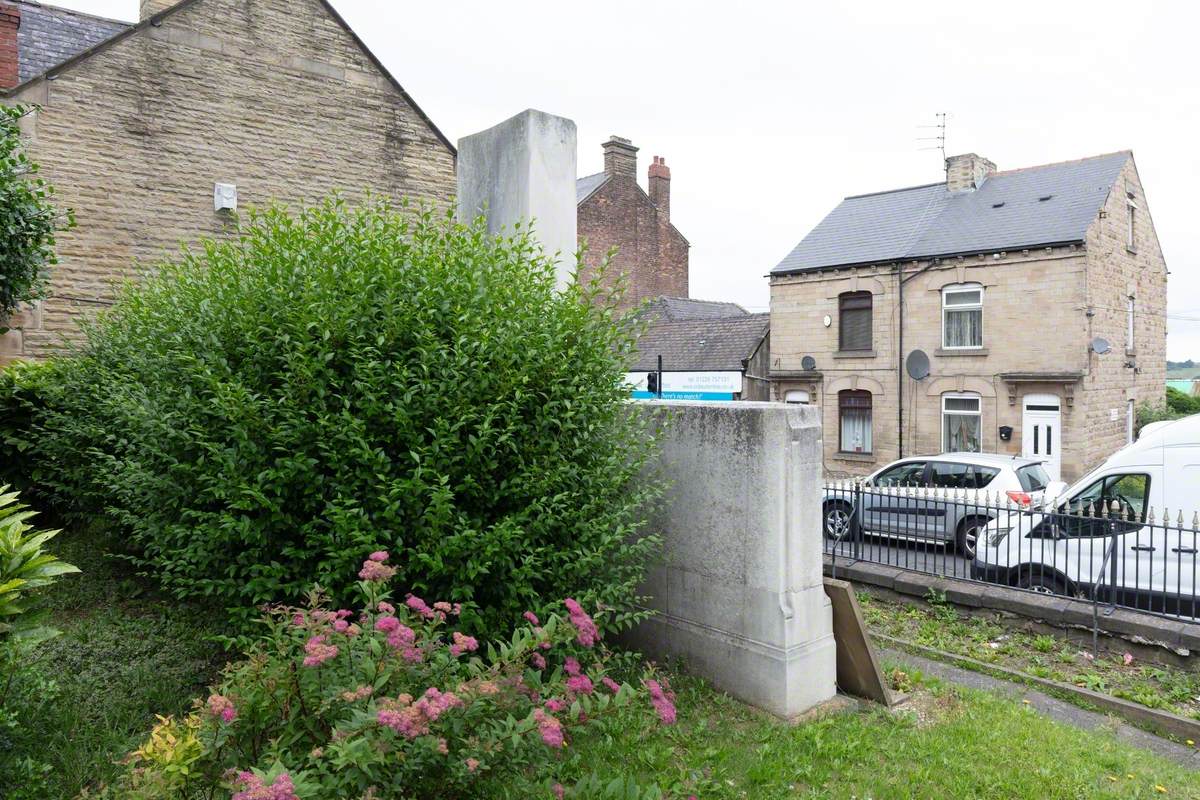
[945,152,997,192]
[0,3,20,90]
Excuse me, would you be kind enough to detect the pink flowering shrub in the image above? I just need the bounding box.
[111,553,675,799]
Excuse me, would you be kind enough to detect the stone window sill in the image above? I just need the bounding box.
[832,350,877,359]
[834,452,876,463]
[936,347,989,357]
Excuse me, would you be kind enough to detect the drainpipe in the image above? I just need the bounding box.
[897,264,904,458]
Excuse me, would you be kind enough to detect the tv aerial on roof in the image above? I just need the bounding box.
[905,350,931,381]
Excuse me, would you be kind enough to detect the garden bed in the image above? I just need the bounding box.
[858,589,1200,722]
[21,538,1200,799]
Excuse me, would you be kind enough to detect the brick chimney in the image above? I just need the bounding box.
[649,155,670,222]
[945,153,997,192]
[0,3,20,90]
[602,135,638,180]
[141,0,177,20]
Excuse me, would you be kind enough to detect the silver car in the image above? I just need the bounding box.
[823,453,1065,558]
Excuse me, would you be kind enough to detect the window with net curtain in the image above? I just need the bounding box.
[839,291,872,351]
[942,284,983,348]
[943,393,982,452]
[838,390,872,453]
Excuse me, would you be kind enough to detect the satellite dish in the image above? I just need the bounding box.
[1090,337,1111,355]
[801,355,817,371]
[905,350,931,381]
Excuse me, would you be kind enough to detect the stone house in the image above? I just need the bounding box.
[576,136,689,311]
[770,151,1167,482]
[629,298,770,401]
[0,0,457,362]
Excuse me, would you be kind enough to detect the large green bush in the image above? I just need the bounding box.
[32,200,660,631]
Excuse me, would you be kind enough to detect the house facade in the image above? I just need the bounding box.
[0,0,457,362]
[576,136,689,311]
[770,152,1167,482]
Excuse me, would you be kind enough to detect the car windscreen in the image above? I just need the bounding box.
[1017,463,1051,492]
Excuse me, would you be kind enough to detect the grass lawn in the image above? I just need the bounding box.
[28,528,229,799]
[20,531,1200,799]
[488,670,1200,799]
[858,589,1200,720]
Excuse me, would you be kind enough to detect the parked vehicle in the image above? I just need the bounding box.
[974,413,1200,613]
[823,453,1064,558]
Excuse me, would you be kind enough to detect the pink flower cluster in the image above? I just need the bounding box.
[523,610,540,626]
[376,687,463,739]
[375,615,422,663]
[562,656,594,696]
[206,693,237,724]
[231,771,298,800]
[449,631,478,657]
[533,708,564,748]
[359,551,398,582]
[564,598,600,647]
[530,652,547,670]
[644,679,676,725]
[341,684,374,702]
[406,594,461,620]
[302,634,338,667]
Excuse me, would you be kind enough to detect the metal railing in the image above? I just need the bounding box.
[823,480,1200,630]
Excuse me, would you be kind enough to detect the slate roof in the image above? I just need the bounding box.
[639,296,748,324]
[772,151,1131,274]
[576,172,609,204]
[634,313,769,372]
[15,1,130,84]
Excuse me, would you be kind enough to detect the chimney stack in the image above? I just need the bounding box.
[0,3,20,90]
[141,0,177,21]
[602,135,638,180]
[649,155,671,222]
[945,153,997,192]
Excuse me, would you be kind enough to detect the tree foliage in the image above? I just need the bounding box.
[0,104,73,326]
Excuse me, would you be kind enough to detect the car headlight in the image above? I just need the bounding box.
[987,528,1012,547]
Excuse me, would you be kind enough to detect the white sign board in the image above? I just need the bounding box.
[626,371,743,401]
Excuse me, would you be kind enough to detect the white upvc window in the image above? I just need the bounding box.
[1126,295,1136,352]
[942,283,983,349]
[942,393,982,453]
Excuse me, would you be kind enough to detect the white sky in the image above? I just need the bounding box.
[50,0,1200,360]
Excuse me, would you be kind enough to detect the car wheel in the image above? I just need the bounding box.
[1016,571,1069,596]
[956,516,989,559]
[823,501,855,542]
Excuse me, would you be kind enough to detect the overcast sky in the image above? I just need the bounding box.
[53,0,1200,359]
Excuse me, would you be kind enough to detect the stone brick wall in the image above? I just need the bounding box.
[771,249,1091,477]
[0,0,456,361]
[577,139,688,311]
[1079,156,1169,475]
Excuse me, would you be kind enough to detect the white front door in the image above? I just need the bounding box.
[1022,394,1062,481]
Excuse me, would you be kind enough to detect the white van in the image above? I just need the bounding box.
[974,413,1200,615]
